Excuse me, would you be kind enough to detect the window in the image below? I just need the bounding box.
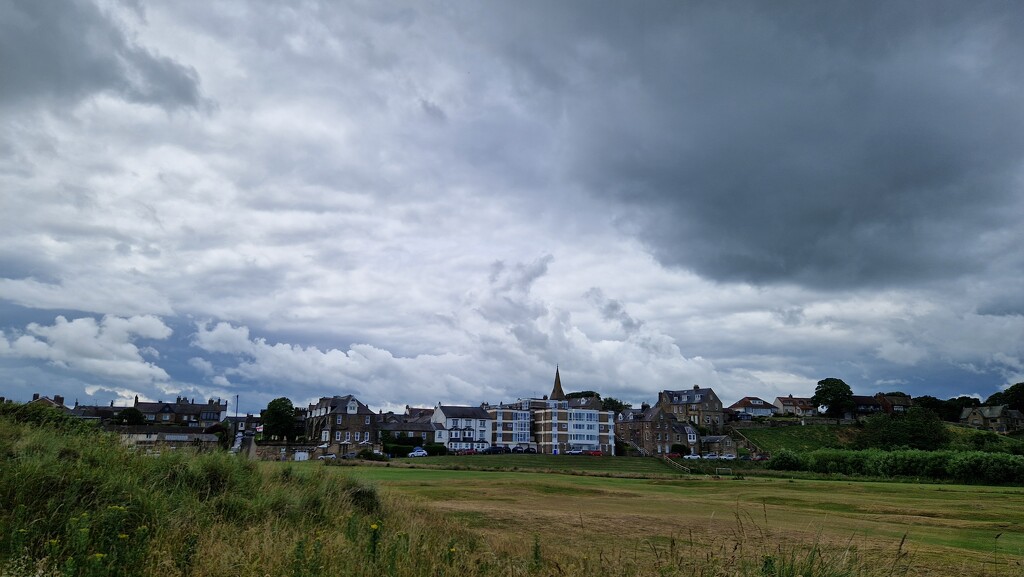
[451,419,459,427]
[421,432,427,439]
[146,414,155,421]
[355,432,361,441]
[365,416,370,425]
[345,431,351,442]
[334,431,341,441]
[479,419,486,428]
[336,416,342,425]
[162,414,170,421]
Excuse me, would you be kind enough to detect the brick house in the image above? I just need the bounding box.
[306,395,376,455]
[657,385,725,433]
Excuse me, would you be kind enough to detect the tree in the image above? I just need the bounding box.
[601,397,632,413]
[812,378,854,422]
[262,397,296,441]
[565,390,601,400]
[856,407,950,451]
[986,382,1024,412]
[115,407,146,426]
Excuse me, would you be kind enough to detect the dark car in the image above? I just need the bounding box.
[511,446,525,453]
[524,447,537,454]
[341,451,359,460]
[481,446,506,455]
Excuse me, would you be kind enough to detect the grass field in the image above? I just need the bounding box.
[312,462,1024,576]
[739,423,1024,455]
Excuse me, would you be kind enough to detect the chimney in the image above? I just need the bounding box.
[134,395,139,406]
[54,395,64,407]
[32,393,40,401]
[693,385,700,391]
[110,400,115,407]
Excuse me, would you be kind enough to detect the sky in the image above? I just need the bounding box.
[2,1,1023,416]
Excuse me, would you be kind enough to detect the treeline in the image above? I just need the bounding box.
[769,448,1024,485]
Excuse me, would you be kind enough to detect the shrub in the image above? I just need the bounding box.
[768,449,805,471]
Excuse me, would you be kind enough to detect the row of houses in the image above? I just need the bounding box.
[17,374,1023,457]
[304,368,618,456]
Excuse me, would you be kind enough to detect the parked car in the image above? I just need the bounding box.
[511,446,525,453]
[682,454,701,460]
[341,451,359,460]
[456,448,478,456]
[752,454,770,461]
[407,448,429,458]
[524,447,537,454]
[481,446,506,455]
[704,453,719,460]
[585,450,603,456]
[317,453,337,460]
[566,448,585,455]
[720,454,736,460]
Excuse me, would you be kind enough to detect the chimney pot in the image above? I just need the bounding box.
[32,393,40,401]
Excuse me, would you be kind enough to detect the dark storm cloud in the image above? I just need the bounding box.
[471,1,1024,290]
[0,0,201,109]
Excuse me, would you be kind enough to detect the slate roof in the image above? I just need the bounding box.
[436,405,491,420]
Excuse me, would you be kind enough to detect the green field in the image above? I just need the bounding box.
[316,462,1024,576]
[738,423,1024,455]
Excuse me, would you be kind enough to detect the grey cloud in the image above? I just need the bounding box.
[586,288,643,335]
[0,0,201,109]
[467,2,1024,290]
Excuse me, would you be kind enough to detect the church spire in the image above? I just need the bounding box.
[549,365,566,401]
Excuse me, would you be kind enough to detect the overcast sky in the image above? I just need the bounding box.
[2,1,1023,415]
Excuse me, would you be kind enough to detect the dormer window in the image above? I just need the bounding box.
[347,401,357,415]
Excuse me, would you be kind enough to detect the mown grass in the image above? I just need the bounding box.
[390,453,682,476]
[334,463,1024,576]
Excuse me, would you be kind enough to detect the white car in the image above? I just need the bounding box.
[682,454,701,460]
[407,448,429,458]
[720,454,736,460]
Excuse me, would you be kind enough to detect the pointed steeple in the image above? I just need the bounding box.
[549,365,566,401]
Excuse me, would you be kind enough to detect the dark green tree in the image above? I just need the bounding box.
[856,407,950,450]
[986,382,1024,412]
[945,395,982,422]
[115,407,146,426]
[601,397,631,413]
[812,378,854,422]
[262,397,296,441]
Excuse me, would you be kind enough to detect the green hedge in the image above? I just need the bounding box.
[773,447,1024,485]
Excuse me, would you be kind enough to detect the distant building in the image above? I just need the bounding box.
[134,396,227,428]
[773,395,817,417]
[432,404,492,453]
[306,395,376,454]
[657,385,724,433]
[875,393,913,415]
[728,396,777,418]
[960,405,1024,434]
[616,404,699,456]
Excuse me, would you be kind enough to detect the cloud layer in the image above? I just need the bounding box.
[2,1,1022,413]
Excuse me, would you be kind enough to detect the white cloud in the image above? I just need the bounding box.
[1,315,172,383]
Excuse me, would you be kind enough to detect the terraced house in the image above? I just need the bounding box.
[134,396,228,428]
[432,404,492,453]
